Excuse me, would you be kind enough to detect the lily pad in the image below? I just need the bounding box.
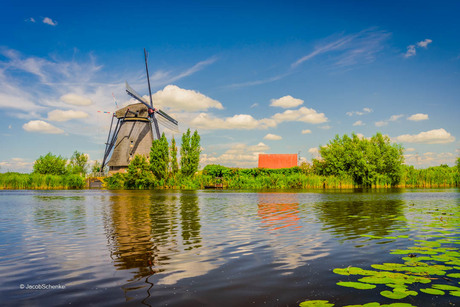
[446,273,460,278]
[380,290,408,299]
[337,281,376,290]
[419,288,445,295]
[431,284,460,291]
[450,291,460,297]
[299,300,334,307]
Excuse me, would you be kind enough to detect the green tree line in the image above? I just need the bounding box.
[105,129,201,189]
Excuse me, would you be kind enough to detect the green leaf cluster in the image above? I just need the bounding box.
[313,132,404,186]
[33,152,68,175]
[150,132,169,180]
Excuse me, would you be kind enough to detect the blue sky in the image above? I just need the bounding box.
[1,0,459,172]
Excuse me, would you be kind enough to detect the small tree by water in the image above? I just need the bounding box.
[33,153,68,175]
[313,132,404,186]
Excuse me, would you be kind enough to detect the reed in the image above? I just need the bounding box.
[0,172,85,189]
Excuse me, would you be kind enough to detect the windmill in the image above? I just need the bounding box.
[101,49,179,174]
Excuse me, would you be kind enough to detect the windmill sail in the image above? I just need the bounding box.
[125,81,179,132]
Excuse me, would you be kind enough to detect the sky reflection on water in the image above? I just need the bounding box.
[0,189,458,306]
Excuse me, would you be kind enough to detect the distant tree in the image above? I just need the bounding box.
[313,132,404,186]
[125,155,155,188]
[91,160,101,173]
[180,129,201,177]
[170,137,179,177]
[190,130,201,173]
[68,151,88,175]
[150,132,169,180]
[33,153,67,175]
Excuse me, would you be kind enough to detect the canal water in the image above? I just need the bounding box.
[0,189,458,306]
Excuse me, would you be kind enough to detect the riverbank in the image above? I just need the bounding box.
[1,167,458,190]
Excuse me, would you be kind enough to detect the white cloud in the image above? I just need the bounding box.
[404,45,416,58]
[375,114,403,127]
[301,129,312,134]
[320,125,331,130]
[272,106,327,124]
[394,128,455,144]
[389,114,403,121]
[270,95,304,109]
[152,85,223,112]
[47,109,89,122]
[23,120,64,134]
[190,113,276,130]
[263,133,282,140]
[190,104,326,131]
[407,113,429,121]
[346,107,373,116]
[26,17,36,23]
[404,151,456,167]
[43,17,57,26]
[200,142,270,168]
[353,120,364,126]
[308,147,320,157]
[0,157,34,173]
[405,148,416,152]
[417,39,432,48]
[60,93,93,106]
[250,103,259,108]
[292,29,390,68]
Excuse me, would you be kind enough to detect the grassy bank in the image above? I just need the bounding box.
[0,172,85,189]
[103,164,459,190]
[1,164,458,190]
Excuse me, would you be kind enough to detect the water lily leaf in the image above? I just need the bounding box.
[450,291,460,297]
[337,281,376,290]
[447,273,460,278]
[380,290,408,299]
[431,284,460,291]
[343,303,381,307]
[333,267,375,276]
[299,300,334,307]
[381,303,417,307]
[419,288,445,295]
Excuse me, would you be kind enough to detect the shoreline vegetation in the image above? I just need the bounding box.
[0,164,458,190]
[1,131,459,190]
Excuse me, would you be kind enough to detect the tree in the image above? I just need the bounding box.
[91,160,101,173]
[125,155,155,188]
[33,153,67,175]
[68,151,88,175]
[180,129,201,177]
[149,132,169,180]
[314,132,404,186]
[170,137,179,178]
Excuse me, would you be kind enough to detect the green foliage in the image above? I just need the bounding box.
[314,133,404,187]
[150,132,169,180]
[203,164,231,178]
[67,151,88,175]
[103,173,125,189]
[91,160,101,173]
[180,129,201,177]
[125,155,155,189]
[33,152,68,175]
[0,172,84,189]
[401,164,458,187]
[170,137,179,178]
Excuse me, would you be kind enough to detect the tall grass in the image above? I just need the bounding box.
[0,172,85,189]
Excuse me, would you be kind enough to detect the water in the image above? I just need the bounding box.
[0,189,458,306]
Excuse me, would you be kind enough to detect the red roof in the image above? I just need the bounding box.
[258,154,298,169]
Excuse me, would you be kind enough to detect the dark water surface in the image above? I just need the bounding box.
[0,189,458,306]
